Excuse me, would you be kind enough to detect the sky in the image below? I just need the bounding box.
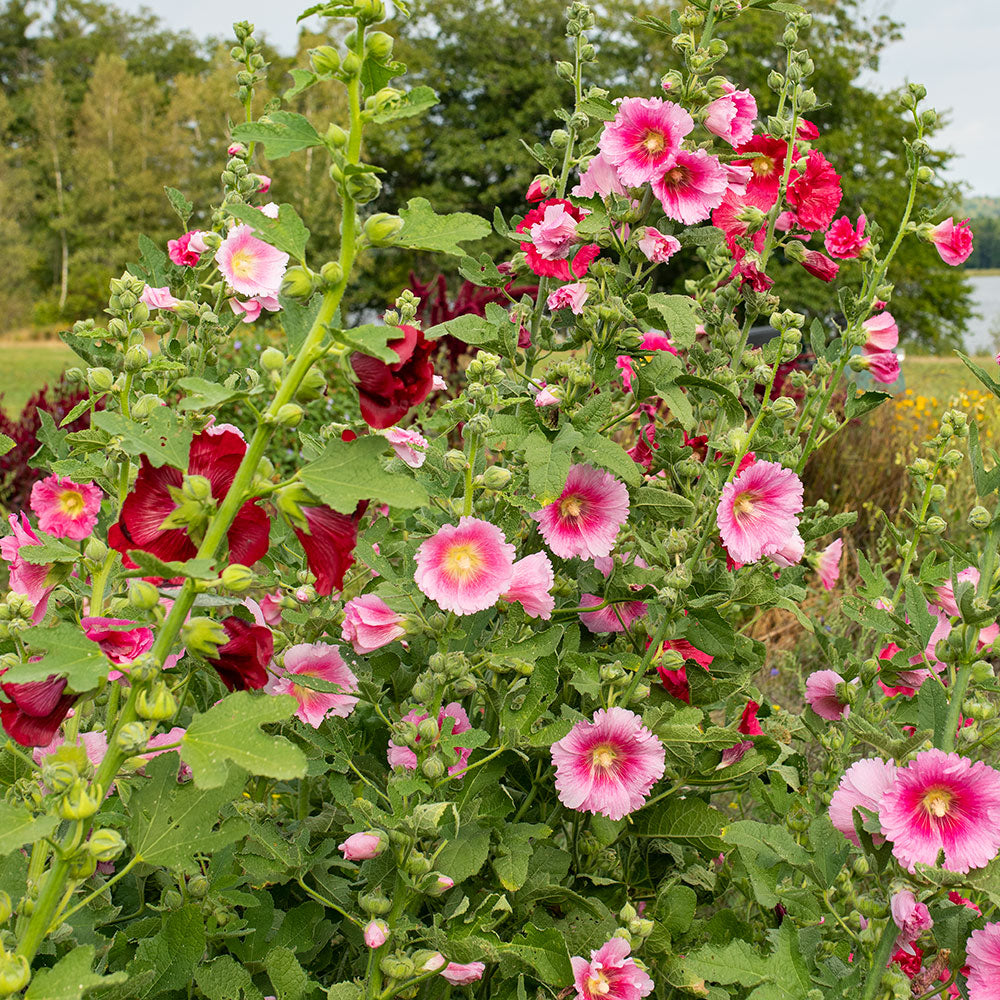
[112,0,999,196]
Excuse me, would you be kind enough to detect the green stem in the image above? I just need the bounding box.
[50,856,140,931]
[859,919,899,1000]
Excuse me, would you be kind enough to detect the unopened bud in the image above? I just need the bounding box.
[771,396,797,419]
[0,892,10,925]
[924,515,946,534]
[181,474,213,503]
[969,506,991,529]
[481,466,512,490]
[0,953,30,995]
[275,403,304,428]
[281,266,316,300]
[260,347,285,371]
[367,31,394,61]
[87,367,115,392]
[124,345,148,372]
[136,682,178,721]
[310,45,340,74]
[363,213,404,245]
[221,564,254,593]
[88,828,126,862]
[182,617,228,657]
[117,722,149,755]
[60,778,102,821]
[320,260,344,286]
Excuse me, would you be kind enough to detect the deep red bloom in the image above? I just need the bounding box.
[732,135,790,211]
[0,673,77,747]
[786,150,842,231]
[515,198,600,280]
[796,119,820,141]
[206,617,273,691]
[109,429,270,572]
[738,700,764,735]
[800,250,839,282]
[293,502,366,596]
[351,325,435,429]
[627,421,657,469]
[655,638,715,703]
[683,431,709,462]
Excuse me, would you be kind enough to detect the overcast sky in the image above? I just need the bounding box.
[112,0,998,196]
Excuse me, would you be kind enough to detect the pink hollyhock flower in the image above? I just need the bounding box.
[934,567,979,617]
[215,224,289,297]
[627,421,657,469]
[800,250,839,282]
[786,150,842,231]
[227,142,246,157]
[864,351,901,385]
[806,669,851,720]
[414,517,515,615]
[572,152,629,199]
[534,384,561,407]
[434,875,455,892]
[738,700,764,735]
[421,954,447,973]
[387,702,473,776]
[652,148,728,225]
[547,281,589,314]
[891,891,933,955]
[770,530,804,568]
[229,294,280,324]
[532,464,630,560]
[949,890,981,914]
[364,919,389,949]
[637,227,681,263]
[733,135,790,210]
[719,741,754,768]
[341,594,406,654]
[255,174,271,193]
[571,935,654,1000]
[829,757,898,845]
[862,311,899,352]
[551,706,665,820]
[517,199,599,280]
[381,426,428,468]
[967,922,1000,1000]
[817,537,843,590]
[797,119,820,140]
[140,285,181,310]
[167,230,208,266]
[30,474,102,541]
[717,459,804,565]
[528,201,587,261]
[440,962,486,986]
[501,551,556,620]
[599,96,693,187]
[723,162,753,197]
[526,177,553,201]
[879,749,1000,873]
[267,642,358,728]
[82,617,153,665]
[34,730,108,770]
[927,217,974,266]
[825,214,870,259]
[579,594,648,633]
[1,513,55,623]
[259,592,284,626]
[704,84,757,147]
[338,832,384,860]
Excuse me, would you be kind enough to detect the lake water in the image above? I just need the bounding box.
[964,272,1000,353]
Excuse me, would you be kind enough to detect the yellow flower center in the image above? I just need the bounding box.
[58,489,86,517]
[587,971,611,997]
[443,542,483,581]
[921,786,953,820]
[228,248,255,279]
[732,490,759,519]
[642,129,665,154]
[591,743,618,771]
[751,154,775,177]
[559,495,584,519]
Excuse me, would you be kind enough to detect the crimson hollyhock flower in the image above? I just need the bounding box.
[293,502,366,596]
[738,700,764,735]
[109,428,269,571]
[206,616,273,691]
[0,673,77,747]
[516,198,600,280]
[350,325,435,429]
[800,250,839,282]
[732,135,790,210]
[786,150,842,231]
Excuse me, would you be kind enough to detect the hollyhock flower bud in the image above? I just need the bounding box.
[799,250,839,282]
[364,919,390,948]
[416,951,446,973]
[88,828,126,862]
[526,177,554,201]
[891,891,933,955]
[117,722,150,755]
[255,174,271,194]
[60,778,102,820]
[440,962,486,986]
[281,266,316,299]
[359,891,392,915]
[168,230,209,267]
[637,227,681,263]
[363,213,404,245]
[341,595,407,654]
[0,955,30,994]
[220,564,254,593]
[924,217,973,265]
[140,285,181,311]
[338,831,385,860]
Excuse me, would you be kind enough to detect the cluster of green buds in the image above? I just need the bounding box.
[383,289,420,330]
[764,10,817,115]
[0,593,37,641]
[411,651,477,705]
[617,901,655,944]
[230,22,267,108]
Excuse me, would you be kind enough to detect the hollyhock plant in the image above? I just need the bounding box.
[571,937,654,1000]
[637,227,681,263]
[215,224,289,297]
[770,529,804,568]
[547,281,589,314]
[926,217,974,265]
[817,537,843,590]
[864,350,901,385]
[205,616,273,692]
[29,474,102,541]
[167,229,208,266]
[291,502,364,596]
[140,285,181,311]
[532,464,629,560]
[338,832,384,861]
[825,214,870,259]
[966,922,1000,1000]
[351,324,435,429]
[598,96,693,187]
[0,673,77,747]
[381,426,428,468]
[267,643,358,728]
[805,670,851,720]
[341,594,407,653]
[387,703,473,776]
[704,84,757,147]
[861,311,899,352]
[891,891,933,955]
[1,513,56,623]
[651,148,729,225]
[517,199,600,280]
[500,551,556,620]
[551,707,666,820]
[829,757,899,845]
[440,962,486,986]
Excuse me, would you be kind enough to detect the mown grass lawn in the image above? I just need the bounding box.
[0,340,77,416]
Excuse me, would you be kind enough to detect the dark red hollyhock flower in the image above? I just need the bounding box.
[786,150,842,231]
[738,700,764,735]
[0,673,77,747]
[206,617,273,691]
[109,428,270,570]
[515,198,600,280]
[292,502,366,596]
[351,325,435,430]
[653,638,715,704]
[800,250,839,283]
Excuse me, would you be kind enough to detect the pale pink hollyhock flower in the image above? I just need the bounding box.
[215,224,289,297]
[141,726,187,761]
[259,202,280,219]
[255,174,271,193]
[599,96,693,187]
[879,749,1000,874]
[381,426,428,468]
[704,84,757,147]
[770,530,804,568]
[825,214,870,259]
[34,730,108,769]
[534,384,561,407]
[441,962,485,986]
[30,474,102,541]
[364,919,389,949]
[829,757,898,846]
[927,217,974,266]
[817,537,843,591]
[652,148,728,225]
[966,922,1000,1000]
[338,832,384,860]
[551,706,666,820]
[82,617,153,665]
[230,294,281,324]
[140,285,181,311]
[529,201,586,261]
[259,592,285,626]
[805,669,851,720]
[267,643,358,728]
[341,594,406,654]
[572,152,629,199]
[435,875,455,891]
[934,566,979,617]
[891,891,933,955]
[421,953,447,972]
[388,703,473,776]
[723,162,753,198]
[432,374,447,391]
[716,460,804,565]
[579,594,648,633]
[168,230,208,266]
[547,281,589,314]
[501,551,556,620]
[862,311,899,352]
[864,351,901,385]
[1,515,53,623]
[637,227,681,263]
[532,463,630,561]
[414,517,516,615]
[571,935,654,1000]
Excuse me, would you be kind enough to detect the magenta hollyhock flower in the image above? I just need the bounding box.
[292,502,365,596]
[738,700,764,735]
[526,177,553,202]
[599,96,693,187]
[572,152,629,199]
[825,214,870,259]
[501,551,556,620]
[891,891,933,956]
[716,459,804,565]
[29,474,102,541]
[1,513,55,623]
[387,703,473,776]
[617,333,679,392]
[637,227,681,263]
[82,617,154,665]
[967,922,1000,1000]
[652,148,728,225]
[551,706,666,820]
[934,567,979,617]
[862,311,899,352]
[770,530,804,568]
[140,285,181,310]
[927,217,974,266]
[341,594,407,654]
[704,84,757,147]
[0,673,77,748]
[351,324,435,430]
[800,250,839,282]
[732,135,789,210]
[547,281,589,314]
[339,831,385,860]
[440,962,486,986]
[579,593,648,634]
[654,637,714,703]
[571,936,653,1000]
[205,616,273,692]
[255,174,271,193]
[267,642,358,728]
[364,919,389,949]
[168,229,208,266]
[381,426,428,468]
[414,517,515,615]
[879,749,1000,874]
[817,537,843,590]
[786,150,843,231]
[829,757,898,846]
[517,199,599,280]
[532,464,629,561]
[805,669,851,720]
[864,350,901,385]
[215,224,289,297]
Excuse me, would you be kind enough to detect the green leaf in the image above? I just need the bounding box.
[423,314,499,347]
[436,822,491,883]
[339,324,399,363]
[17,530,81,565]
[395,197,490,256]
[8,623,110,692]
[503,923,573,985]
[123,550,217,582]
[492,823,551,891]
[501,655,559,739]
[137,233,170,287]
[723,820,811,868]
[227,203,311,263]
[266,946,312,1000]
[581,432,641,486]
[326,986,361,1000]
[181,692,307,788]
[677,374,745,426]
[643,293,699,347]
[844,388,891,420]
[636,798,725,852]
[632,485,695,518]
[25,945,127,999]
[917,675,949,746]
[300,435,429,514]
[968,421,1000,496]
[284,69,319,100]
[231,111,324,159]
[524,428,582,503]
[164,186,193,227]
[0,433,14,457]
[128,906,208,998]
[195,957,265,1000]
[0,803,59,857]
[458,253,510,289]
[958,351,1000,400]
[281,291,326,356]
[360,56,405,98]
[176,376,246,412]
[370,85,438,123]
[91,408,192,470]
[680,939,769,988]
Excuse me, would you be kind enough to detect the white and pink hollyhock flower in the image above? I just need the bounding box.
[805,669,851,720]
[167,229,209,266]
[579,594,648,634]
[825,214,870,259]
[864,350,901,385]
[528,201,588,261]
[862,311,899,352]
[599,96,693,187]
[259,202,280,219]
[266,643,358,729]
[387,702,473,776]
[381,426,428,468]
[29,474,102,541]
[501,551,556,620]
[547,281,589,314]
[652,148,728,225]
[817,537,843,590]
[926,217,974,266]
[967,922,1000,1000]
[341,594,407,654]
[532,464,630,560]
[1,513,55,622]
[571,936,654,1000]
[891,891,933,955]
[215,224,289,297]
[770,530,804,568]
[716,460,804,565]
[364,919,389,949]
[829,757,898,846]
[551,706,665,820]
[229,293,281,324]
[440,962,486,986]
[879,749,1000,874]
[338,832,385,860]
[572,152,629,200]
[140,285,181,311]
[703,84,757,147]
[934,566,979,617]
[414,517,516,615]
[637,227,681,264]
